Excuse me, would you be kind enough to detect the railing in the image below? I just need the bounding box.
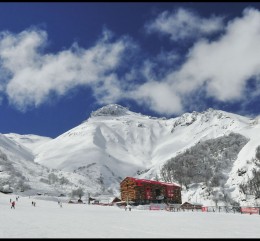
[166,205,260,215]
[118,203,260,215]
[203,206,260,215]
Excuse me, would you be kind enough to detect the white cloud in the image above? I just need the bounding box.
[170,7,260,102]
[1,7,260,117]
[125,7,260,116]
[123,57,183,116]
[0,28,133,110]
[92,73,123,104]
[146,8,224,41]
[0,29,47,73]
[129,81,183,115]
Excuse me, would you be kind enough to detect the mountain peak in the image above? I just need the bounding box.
[91,104,130,117]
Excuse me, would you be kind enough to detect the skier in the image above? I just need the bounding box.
[11,201,15,209]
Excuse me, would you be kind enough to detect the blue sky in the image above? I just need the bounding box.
[1,2,260,138]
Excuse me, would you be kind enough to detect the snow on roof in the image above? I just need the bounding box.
[123,177,180,187]
[182,202,203,206]
[93,195,120,204]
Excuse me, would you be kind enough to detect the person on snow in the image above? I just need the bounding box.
[11,201,15,209]
[125,205,132,211]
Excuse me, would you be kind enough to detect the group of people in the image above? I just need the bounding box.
[10,196,20,209]
[10,196,39,209]
[125,205,132,211]
[9,196,66,209]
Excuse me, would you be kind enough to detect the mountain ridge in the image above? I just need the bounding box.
[2,104,260,206]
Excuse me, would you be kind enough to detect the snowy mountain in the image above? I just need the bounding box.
[2,104,260,206]
[4,133,52,154]
[0,133,106,196]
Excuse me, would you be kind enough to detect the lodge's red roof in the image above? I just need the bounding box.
[123,177,180,187]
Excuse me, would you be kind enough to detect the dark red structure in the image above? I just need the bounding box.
[120,177,182,205]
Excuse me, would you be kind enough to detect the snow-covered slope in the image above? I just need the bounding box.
[0,133,105,196]
[4,133,52,154]
[2,104,260,205]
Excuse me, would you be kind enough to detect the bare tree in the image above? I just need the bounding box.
[256,146,260,160]
[71,188,84,200]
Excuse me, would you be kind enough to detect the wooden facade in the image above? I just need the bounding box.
[120,177,182,205]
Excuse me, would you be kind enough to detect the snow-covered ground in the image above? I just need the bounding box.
[1,193,260,238]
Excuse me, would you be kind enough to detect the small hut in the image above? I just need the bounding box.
[111,197,121,204]
[181,202,203,210]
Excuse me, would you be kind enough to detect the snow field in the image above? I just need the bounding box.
[1,194,260,238]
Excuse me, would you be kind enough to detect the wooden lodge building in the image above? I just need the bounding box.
[120,177,182,205]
